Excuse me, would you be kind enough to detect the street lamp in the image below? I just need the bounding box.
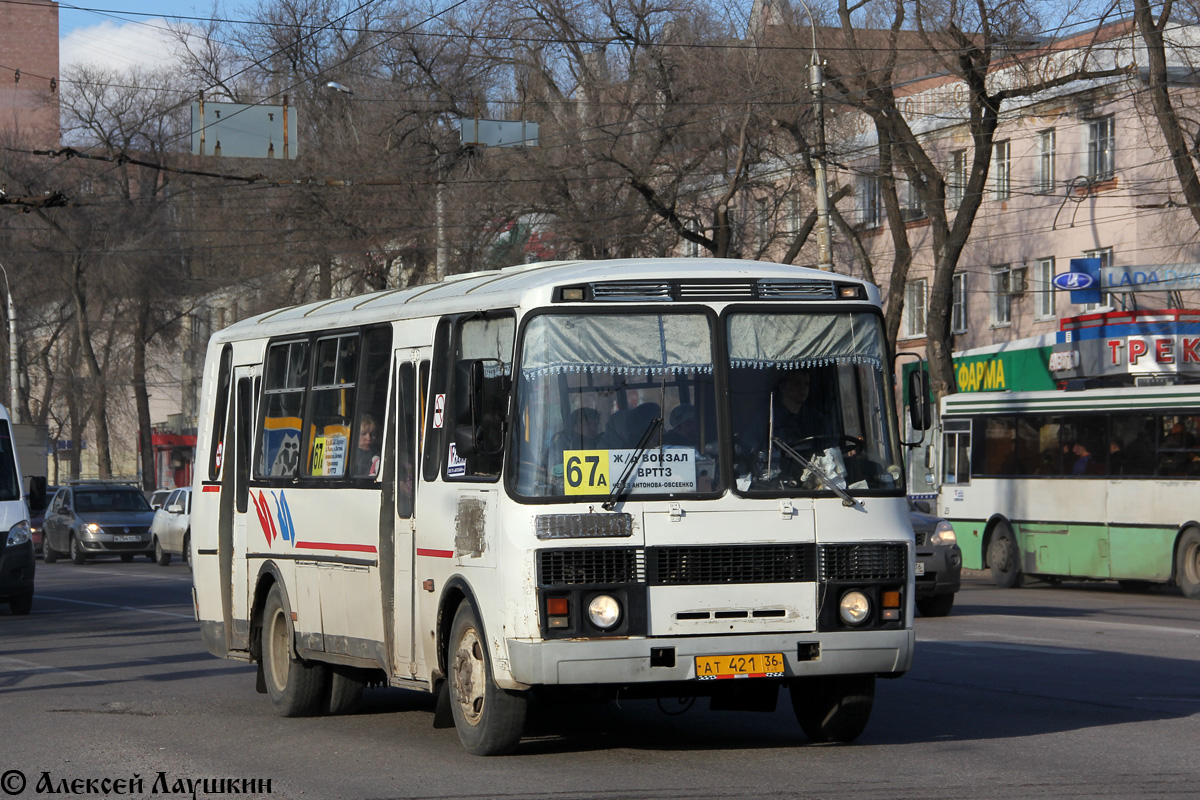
[0,262,17,421]
[793,0,834,271]
[324,81,360,146]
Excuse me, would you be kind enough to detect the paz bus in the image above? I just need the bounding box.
[190,258,924,755]
[936,384,1200,599]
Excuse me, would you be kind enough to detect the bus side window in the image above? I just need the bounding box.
[396,362,416,517]
[423,320,453,482]
[449,313,515,480]
[259,340,309,478]
[941,419,971,484]
[350,328,392,479]
[305,334,358,478]
[236,377,253,514]
[209,345,232,480]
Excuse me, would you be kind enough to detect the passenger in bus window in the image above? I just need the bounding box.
[1070,439,1103,476]
[664,404,700,447]
[773,370,835,446]
[553,407,602,451]
[353,413,382,477]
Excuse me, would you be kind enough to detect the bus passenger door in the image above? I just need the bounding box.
[388,348,426,675]
[228,364,258,651]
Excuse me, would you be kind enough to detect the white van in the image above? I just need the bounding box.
[0,403,35,615]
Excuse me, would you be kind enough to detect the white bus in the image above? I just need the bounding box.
[937,384,1200,599]
[191,258,920,754]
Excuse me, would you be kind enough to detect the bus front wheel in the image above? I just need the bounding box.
[987,523,1021,589]
[448,601,527,755]
[1177,528,1200,600]
[262,584,327,717]
[791,675,875,744]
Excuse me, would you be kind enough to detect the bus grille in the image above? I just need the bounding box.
[537,548,645,586]
[819,543,907,581]
[757,279,836,299]
[647,544,816,585]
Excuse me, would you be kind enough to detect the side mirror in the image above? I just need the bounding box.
[167,503,184,514]
[913,499,931,514]
[28,476,47,512]
[906,367,933,432]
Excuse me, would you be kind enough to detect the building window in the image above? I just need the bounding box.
[901,180,926,221]
[993,140,1011,201]
[948,150,966,209]
[903,279,927,338]
[952,273,968,334]
[1088,116,1115,180]
[1083,247,1115,310]
[1037,129,1056,193]
[860,173,882,228]
[1036,257,1056,319]
[991,265,1012,326]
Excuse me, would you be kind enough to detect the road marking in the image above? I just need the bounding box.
[921,641,1083,655]
[959,614,1200,638]
[33,595,193,619]
[0,656,99,682]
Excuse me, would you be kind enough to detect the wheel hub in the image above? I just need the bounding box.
[452,628,486,726]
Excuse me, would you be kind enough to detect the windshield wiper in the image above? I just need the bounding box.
[602,416,662,511]
[771,436,861,509]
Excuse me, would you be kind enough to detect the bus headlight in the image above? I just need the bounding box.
[838,591,870,625]
[7,520,31,546]
[587,594,621,630]
[930,520,957,546]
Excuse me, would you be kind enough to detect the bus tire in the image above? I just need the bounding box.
[326,667,365,715]
[448,600,527,755]
[262,584,327,717]
[1176,528,1200,600]
[791,674,875,744]
[987,522,1020,589]
[916,593,955,617]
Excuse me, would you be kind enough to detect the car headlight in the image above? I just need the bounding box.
[7,520,31,546]
[587,594,622,630]
[85,522,104,534]
[930,520,957,546]
[838,590,871,625]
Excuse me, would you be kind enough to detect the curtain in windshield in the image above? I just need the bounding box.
[511,313,719,499]
[726,312,902,494]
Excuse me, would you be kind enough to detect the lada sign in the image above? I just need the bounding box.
[1052,272,1096,291]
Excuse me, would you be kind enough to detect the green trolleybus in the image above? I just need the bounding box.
[937,384,1200,599]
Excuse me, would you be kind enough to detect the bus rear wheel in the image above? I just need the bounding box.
[262,584,327,717]
[1176,528,1200,600]
[791,675,875,744]
[987,523,1021,589]
[448,601,527,755]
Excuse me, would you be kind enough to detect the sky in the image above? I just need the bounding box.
[59,1,206,72]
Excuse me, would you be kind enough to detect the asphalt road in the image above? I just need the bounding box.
[2,562,1198,800]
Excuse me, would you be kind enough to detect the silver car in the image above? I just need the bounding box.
[42,484,156,564]
[149,487,191,566]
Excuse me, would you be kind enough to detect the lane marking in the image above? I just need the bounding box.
[952,614,1200,638]
[0,656,100,682]
[33,595,193,619]
[920,641,1083,655]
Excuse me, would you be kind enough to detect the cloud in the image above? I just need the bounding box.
[60,19,187,74]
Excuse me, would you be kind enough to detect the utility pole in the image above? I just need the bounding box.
[796,0,834,271]
[0,262,17,421]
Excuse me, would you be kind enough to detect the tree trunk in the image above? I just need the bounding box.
[70,256,113,477]
[133,298,156,492]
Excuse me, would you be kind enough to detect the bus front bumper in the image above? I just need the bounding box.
[506,628,914,687]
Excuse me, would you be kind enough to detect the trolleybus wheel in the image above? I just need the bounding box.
[448,600,527,755]
[1176,528,1200,600]
[262,583,327,717]
[987,522,1020,589]
[790,674,875,743]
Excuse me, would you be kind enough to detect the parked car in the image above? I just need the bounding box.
[42,484,156,564]
[147,489,172,510]
[149,487,191,566]
[909,498,962,616]
[28,483,60,558]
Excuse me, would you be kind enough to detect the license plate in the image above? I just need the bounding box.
[915,562,926,576]
[114,535,142,543]
[694,653,785,680]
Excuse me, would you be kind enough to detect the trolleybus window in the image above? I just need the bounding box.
[511,312,719,499]
[727,311,902,494]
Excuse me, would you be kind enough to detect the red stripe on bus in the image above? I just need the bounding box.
[417,548,454,559]
[296,541,378,554]
[202,485,221,493]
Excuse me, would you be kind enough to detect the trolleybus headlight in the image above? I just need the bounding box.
[838,591,871,625]
[587,594,621,630]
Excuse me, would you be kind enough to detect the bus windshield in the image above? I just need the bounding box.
[727,311,903,494]
[510,308,903,500]
[511,312,720,499]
